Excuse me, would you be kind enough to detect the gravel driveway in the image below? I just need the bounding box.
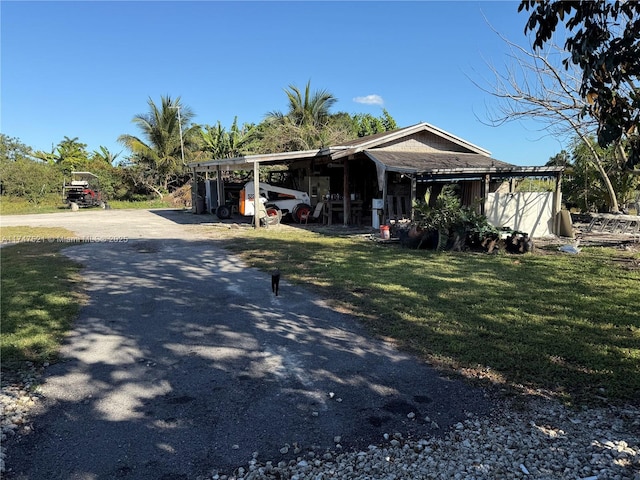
[2,209,490,479]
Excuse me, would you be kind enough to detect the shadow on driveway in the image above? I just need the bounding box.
[6,239,489,479]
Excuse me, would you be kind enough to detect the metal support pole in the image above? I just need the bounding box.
[176,107,185,167]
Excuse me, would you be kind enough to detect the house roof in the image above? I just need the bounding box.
[330,122,492,158]
[188,149,324,171]
[188,122,562,178]
[364,150,562,182]
[364,150,512,173]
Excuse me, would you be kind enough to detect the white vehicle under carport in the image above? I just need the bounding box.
[235,181,312,225]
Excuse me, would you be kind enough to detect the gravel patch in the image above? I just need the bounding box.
[2,367,638,479]
[1,363,44,473]
[210,397,639,480]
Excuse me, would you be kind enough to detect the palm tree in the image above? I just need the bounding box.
[55,136,90,171]
[92,146,120,165]
[200,117,256,159]
[118,95,197,192]
[262,81,340,151]
[267,80,337,129]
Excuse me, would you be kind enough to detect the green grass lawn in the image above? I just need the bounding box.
[219,227,640,406]
[0,195,68,215]
[1,227,85,370]
[2,223,638,406]
[0,195,174,215]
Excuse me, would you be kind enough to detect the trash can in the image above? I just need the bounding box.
[195,196,205,214]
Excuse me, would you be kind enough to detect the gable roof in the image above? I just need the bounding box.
[328,122,492,159]
[188,121,562,178]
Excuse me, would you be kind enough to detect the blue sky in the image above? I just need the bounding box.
[2,1,568,166]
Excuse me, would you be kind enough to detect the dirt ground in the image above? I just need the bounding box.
[532,220,640,271]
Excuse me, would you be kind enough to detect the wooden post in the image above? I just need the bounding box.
[381,169,388,226]
[191,169,198,213]
[343,158,350,225]
[253,160,260,228]
[553,171,563,235]
[482,174,490,215]
[410,175,417,221]
[216,165,224,211]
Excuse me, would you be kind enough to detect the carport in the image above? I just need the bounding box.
[188,123,564,235]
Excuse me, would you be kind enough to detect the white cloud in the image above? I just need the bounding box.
[352,94,384,106]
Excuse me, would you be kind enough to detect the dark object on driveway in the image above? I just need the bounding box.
[63,172,105,208]
[272,268,280,295]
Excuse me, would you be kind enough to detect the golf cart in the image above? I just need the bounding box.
[63,172,106,208]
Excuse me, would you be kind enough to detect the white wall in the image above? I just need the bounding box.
[485,192,555,237]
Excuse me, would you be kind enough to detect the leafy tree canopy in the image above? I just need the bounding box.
[0,134,34,163]
[352,109,398,137]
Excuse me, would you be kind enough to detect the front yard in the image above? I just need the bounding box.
[2,221,639,407]
[217,226,640,406]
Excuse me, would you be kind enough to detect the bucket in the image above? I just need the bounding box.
[380,225,390,240]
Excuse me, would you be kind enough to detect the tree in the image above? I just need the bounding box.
[199,118,257,159]
[520,1,640,171]
[118,96,199,195]
[261,81,344,151]
[352,109,398,137]
[32,136,91,174]
[0,135,63,203]
[546,140,639,212]
[267,80,337,129]
[475,29,623,211]
[91,146,120,165]
[0,134,34,163]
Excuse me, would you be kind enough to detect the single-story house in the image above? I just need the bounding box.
[188,122,564,237]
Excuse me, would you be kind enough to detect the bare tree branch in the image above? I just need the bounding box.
[470,25,621,211]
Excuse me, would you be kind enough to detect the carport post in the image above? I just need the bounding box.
[343,158,350,226]
[553,171,563,235]
[191,169,198,213]
[253,160,261,228]
[381,169,388,225]
[216,165,224,211]
[410,175,417,221]
[481,174,490,215]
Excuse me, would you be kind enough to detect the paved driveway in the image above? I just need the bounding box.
[3,210,489,479]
